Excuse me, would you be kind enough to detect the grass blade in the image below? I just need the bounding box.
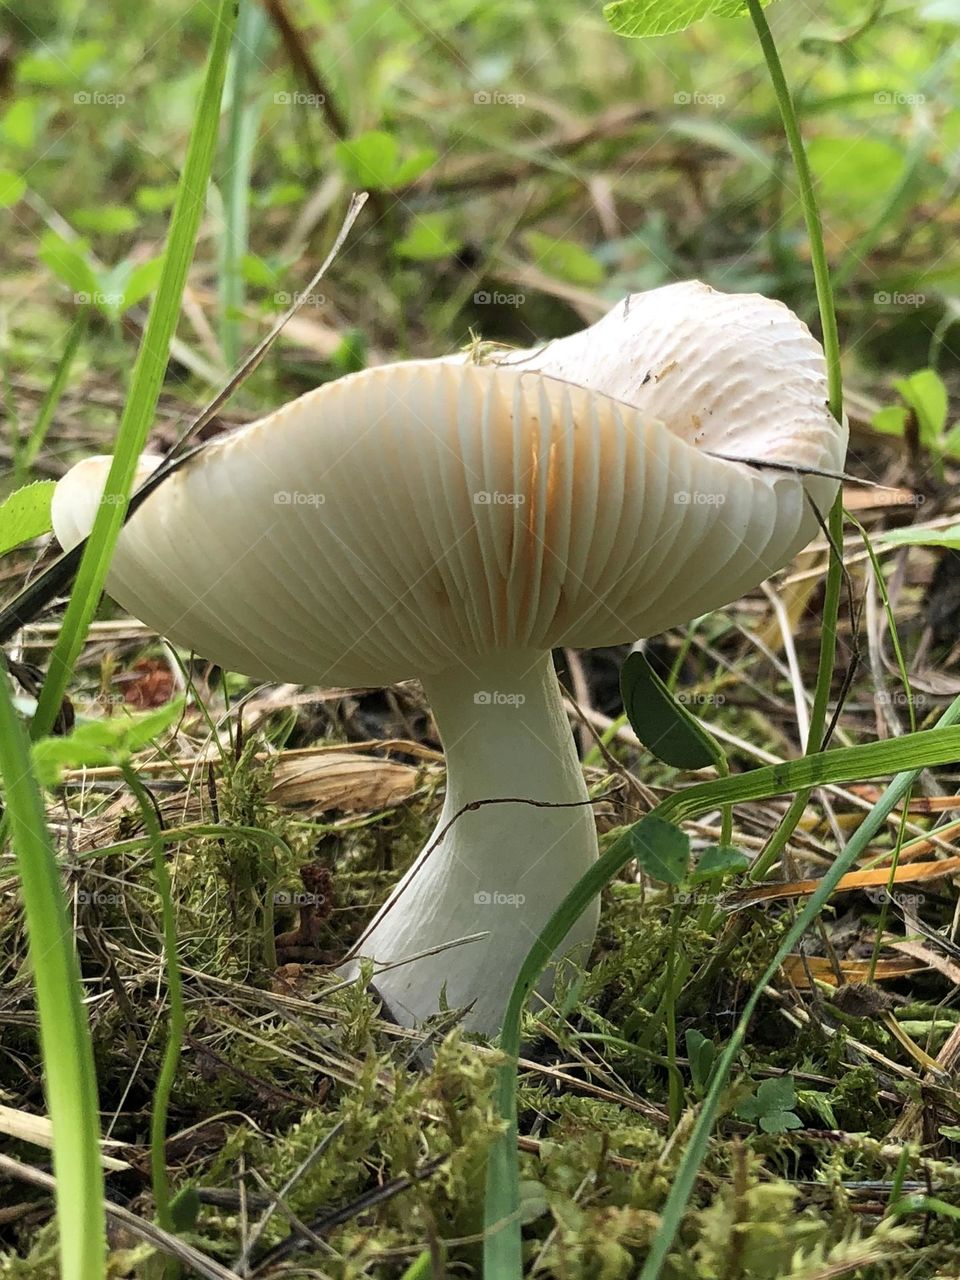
[483,717,960,1275]
[20,307,88,477]
[219,0,270,369]
[637,693,960,1278]
[120,763,185,1237]
[0,656,105,1279]
[31,0,238,739]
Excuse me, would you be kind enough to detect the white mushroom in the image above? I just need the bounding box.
[51,281,847,1035]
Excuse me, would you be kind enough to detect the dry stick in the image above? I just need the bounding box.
[234,1120,346,1273]
[258,0,347,139]
[0,1154,243,1280]
[0,193,369,650]
[249,1156,447,1273]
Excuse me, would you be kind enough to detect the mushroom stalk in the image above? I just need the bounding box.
[349,650,599,1034]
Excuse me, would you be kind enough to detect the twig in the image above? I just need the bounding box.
[0,1154,244,1280]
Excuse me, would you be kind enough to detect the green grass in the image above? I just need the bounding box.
[0,657,104,1280]
[31,0,238,739]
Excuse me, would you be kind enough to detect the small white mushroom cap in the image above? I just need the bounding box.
[52,283,845,690]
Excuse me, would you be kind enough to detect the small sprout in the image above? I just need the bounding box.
[736,1076,803,1134]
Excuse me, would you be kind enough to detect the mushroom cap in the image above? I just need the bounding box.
[52,283,847,687]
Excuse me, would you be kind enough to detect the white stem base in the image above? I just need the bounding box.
[343,650,600,1035]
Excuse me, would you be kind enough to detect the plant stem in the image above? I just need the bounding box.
[121,762,184,1238]
[21,308,89,477]
[746,0,841,419]
[220,0,269,370]
[746,0,845,883]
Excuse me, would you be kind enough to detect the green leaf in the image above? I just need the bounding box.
[881,524,960,550]
[332,329,368,375]
[1,100,38,150]
[893,368,949,443]
[871,404,909,437]
[253,181,305,209]
[517,1180,550,1225]
[620,650,723,770]
[73,205,139,236]
[796,1088,837,1129]
[523,231,604,285]
[17,40,105,88]
[121,256,164,311]
[807,136,903,220]
[758,1107,802,1134]
[240,253,277,287]
[39,231,98,300]
[0,170,26,207]
[0,481,56,556]
[604,0,759,39]
[685,1029,716,1096]
[691,844,749,883]
[169,1184,201,1232]
[629,813,689,886]
[335,131,397,187]
[736,1075,802,1132]
[32,700,184,786]
[392,148,438,186]
[397,211,461,261]
[335,131,435,190]
[135,183,179,213]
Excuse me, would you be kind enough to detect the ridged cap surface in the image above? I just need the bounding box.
[52,283,847,686]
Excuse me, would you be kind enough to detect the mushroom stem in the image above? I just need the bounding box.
[348,650,599,1034]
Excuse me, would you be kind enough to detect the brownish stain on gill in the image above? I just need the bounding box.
[492,397,521,647]
[517,421,542,635]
